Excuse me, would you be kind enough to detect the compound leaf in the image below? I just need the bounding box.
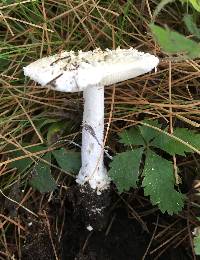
[30,153,57,193]
[150,23,200,59]
[119,120,162,146]
[142,150,185,214]
[139,120,163,143]
[53,148,81,174]
[119,127,145,146]
[9,144,47,173]
[152,127,200,156]
[109,148,143,193]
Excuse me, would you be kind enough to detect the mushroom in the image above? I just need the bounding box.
[23,48,159,228]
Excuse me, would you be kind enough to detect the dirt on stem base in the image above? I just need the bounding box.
[67,183,111,231]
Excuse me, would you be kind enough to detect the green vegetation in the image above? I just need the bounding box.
[0,0,200,258]
[109,120,200,214]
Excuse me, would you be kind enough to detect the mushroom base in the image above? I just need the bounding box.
[76,183,111,230]
[76,166,110,192]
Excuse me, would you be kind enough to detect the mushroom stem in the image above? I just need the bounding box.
[76,85,110,191]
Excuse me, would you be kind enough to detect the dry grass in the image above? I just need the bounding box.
[0,0,200,259]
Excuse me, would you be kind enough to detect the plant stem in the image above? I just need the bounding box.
[76,85,110,191]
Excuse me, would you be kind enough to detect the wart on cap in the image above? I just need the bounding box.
[23,48,159,93]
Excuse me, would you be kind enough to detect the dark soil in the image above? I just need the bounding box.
[22,232,55,260]
[60,186,192,260]
[62,208,150,260]
[20,186,194,260]
[67,184,111,230]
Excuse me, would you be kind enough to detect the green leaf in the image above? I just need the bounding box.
[9,144,47,173]
[183,14,200,39]
[119,127,145,146]
[181,0,200,12]
[109,148,143,193]
[194,233,200,255]
[29,153,57,193]
[150,23,200,59]
[1,0,15,4]
[139,120,163,143]
[118,120,162,146]
[47,121,66,145]
[46,120,74,145]
[152,128,200,156]
[189,0,200,11]
[35,118,57,132]
[142,150,185,214]
[153,0,200,20]
[52,148,81,174]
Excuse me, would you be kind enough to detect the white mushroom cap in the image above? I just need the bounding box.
[23,48,159,92]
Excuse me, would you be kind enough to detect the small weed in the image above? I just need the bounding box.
[109,119,200,214]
